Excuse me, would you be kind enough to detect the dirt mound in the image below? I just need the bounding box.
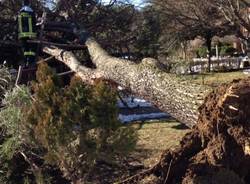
[150,78,250,184]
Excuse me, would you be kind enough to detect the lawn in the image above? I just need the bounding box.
[116,119,190,184]
[186,71,249,87]
[87,119,189,184]
[130,119,190,168]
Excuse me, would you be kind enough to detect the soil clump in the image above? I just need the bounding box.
[148,78,250,184]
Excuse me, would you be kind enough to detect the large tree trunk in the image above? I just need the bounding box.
[43,38,211,127]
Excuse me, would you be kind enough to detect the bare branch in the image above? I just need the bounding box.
[43,46,104,84]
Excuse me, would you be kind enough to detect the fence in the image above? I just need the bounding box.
[190,57,249,72]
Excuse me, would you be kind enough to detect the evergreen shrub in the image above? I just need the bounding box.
[25,63,137,180]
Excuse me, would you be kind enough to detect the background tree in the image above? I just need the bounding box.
[150,0,235,71]
[0,0,135,64]
[132,7,161,59]
[42,0,137,54]
[213,0,250,35]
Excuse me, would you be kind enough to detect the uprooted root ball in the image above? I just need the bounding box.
[153,78,250,184]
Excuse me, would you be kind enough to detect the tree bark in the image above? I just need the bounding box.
[43,38,211,127]
[206,33,212,72]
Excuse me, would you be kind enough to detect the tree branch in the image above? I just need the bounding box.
[43,46,104,84]
[43,38,210,127]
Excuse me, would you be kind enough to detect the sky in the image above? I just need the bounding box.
[102,0,146,7]
[127,0,145,6]
[0,0,146,10]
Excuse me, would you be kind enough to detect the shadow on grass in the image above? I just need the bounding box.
[129,118,189,130]
[171,123,189,130]
[131,148,158,163]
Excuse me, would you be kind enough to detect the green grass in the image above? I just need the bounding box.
[187,71,249,87]
[129,119,189,167]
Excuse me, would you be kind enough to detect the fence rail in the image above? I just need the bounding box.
[190,57,249,72]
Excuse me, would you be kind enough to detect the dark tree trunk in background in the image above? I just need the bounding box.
[43,38,212,127]
[206,33,212,72]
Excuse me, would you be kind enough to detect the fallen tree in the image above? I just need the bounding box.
[43,37,250,183]
[2,40,249,183]
[43,37,211,127]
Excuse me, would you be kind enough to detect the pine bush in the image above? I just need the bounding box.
[0,86,33,183]
[0,66,12,102]
[0,86,31,159]
[25,63,137,181]
[0,77,68,184]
